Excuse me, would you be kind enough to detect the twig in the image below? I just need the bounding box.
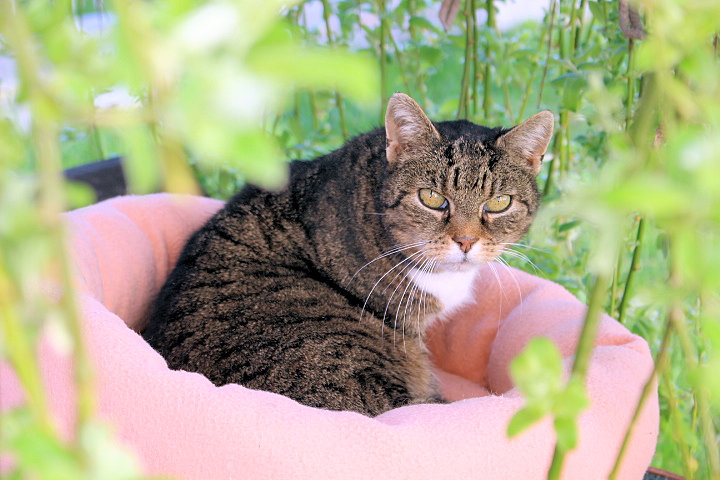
[515,63,537,124]
[320,0,348,139]
[483,0,496,120]
[471,0,479,116]
[666,274,720,479]
[617,216,645,324]
[610,251,623,317]
[625,38,636,130]
[0,1,96,439]
[299,6,319,131]
[308,91,319,130]
[561,109,570,174]
[568,0,578,57]
[0,257,54,434]
[537,0,557,108]
[458,0,473,119]
[388,30,412,96]
[573,0,588,52]
[378,0,388,125]
[608,302,674,479]
[542,134,560,196]
[660,370,697,479]
[547,273,610,480]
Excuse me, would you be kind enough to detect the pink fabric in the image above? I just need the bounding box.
[1,194,658,479]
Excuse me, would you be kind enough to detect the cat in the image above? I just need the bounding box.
[142,93,553,416]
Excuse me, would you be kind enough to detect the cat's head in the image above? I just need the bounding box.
[380,93,553,272]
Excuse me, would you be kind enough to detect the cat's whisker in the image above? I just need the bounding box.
[499,242,550,254]
[379,247,427,297]
[416,258,436,347]
[399,256,431,351]
[384,253,428,345]
[487,261,507,308]
[345,242,428,288]
[360,250,425,325]
[377,251,427,337]
[495,257,524,311]
[500,247,542,273]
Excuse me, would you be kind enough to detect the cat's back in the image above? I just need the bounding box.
[142,128,387,362]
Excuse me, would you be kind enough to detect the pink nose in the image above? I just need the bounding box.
[453,235,478,253]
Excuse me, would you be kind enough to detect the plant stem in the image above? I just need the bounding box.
[320,0,348,139]
[610,250,623,317]
[568,0,578,57]
[483,0,496,120]
[299,6,319,131]
[625,39,636,129]
[542,134,560,196]
[583,15,595,46]
[378,0,388,125]
[0,258,54,435]
[537,0,557,108]
[407,0,428,109]
[547,272,610,480]
[471,0,479,116]
[574,0,588,52]
[608,303,674,479]
[617,216,645,324]
[1,0,96,438]
[308,91,319,130]
[388,30,412,96]
[660,370,696,480]
[558,3,567,61]
[501,45,514,120]
[561,110,570,174]
[515,63,537,124]
[458,0,474,119]
[664,245,720,479]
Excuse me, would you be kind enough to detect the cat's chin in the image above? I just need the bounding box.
[435,259,484,273]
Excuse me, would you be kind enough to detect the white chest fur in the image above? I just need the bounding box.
[410,266,480,319]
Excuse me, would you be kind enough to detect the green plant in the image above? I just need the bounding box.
[2,0,719,478]
[0,0,374,477]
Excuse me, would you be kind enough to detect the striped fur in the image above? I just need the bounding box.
[143,96,552,416]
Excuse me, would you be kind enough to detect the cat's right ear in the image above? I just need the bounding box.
[385,93,440,164]
[496,110,554,175]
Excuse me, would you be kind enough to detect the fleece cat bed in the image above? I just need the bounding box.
[0,194,658,479]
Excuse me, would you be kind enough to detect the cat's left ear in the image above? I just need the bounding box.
[496,110,554,175]
[385,93,441,164]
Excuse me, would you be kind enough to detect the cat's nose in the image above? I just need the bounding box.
[452,235,478,253]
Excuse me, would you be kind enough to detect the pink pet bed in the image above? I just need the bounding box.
[1,194,658,479]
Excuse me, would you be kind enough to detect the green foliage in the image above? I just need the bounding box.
[2,0,720,478]
[507,337,589,451]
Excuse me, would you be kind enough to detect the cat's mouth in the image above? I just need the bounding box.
[435,254,485,272]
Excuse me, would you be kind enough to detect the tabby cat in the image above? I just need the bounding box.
[143,93,553,416]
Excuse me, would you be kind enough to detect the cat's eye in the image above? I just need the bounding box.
[418,188,449,210]
[483,194,512,213]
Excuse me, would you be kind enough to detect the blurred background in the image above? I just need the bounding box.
[1,0,719,479]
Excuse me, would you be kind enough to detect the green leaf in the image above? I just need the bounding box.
[507,405,546,438]
[120,126,161,195]
[554,377,590,419]
[558,220,581,233]
[561,75,587,112]
[409,16,440,34]
[587,1,606,22]
[418,45,443,65]
[554,416,580,451]
[64,180,96,209]
[510,337,564,403]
